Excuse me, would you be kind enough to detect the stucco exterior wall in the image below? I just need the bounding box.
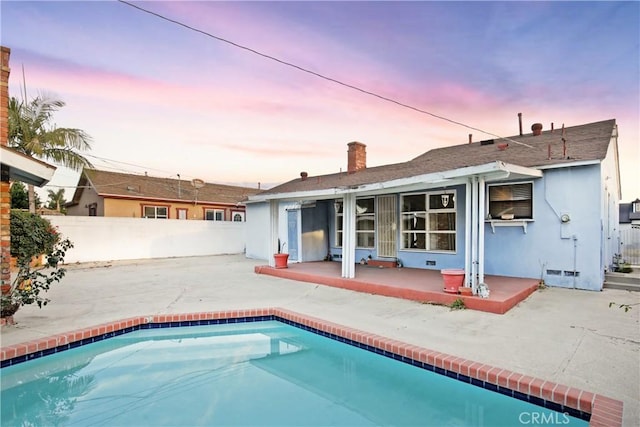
[245,201,269,260]
[66,186,104,216]
[484,166,604,290]
[600,136,621,270]
[45,215,246,263]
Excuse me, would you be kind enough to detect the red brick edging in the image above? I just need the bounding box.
[0,308,623,426]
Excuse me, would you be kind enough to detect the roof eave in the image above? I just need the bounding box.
[248,161,543,202]
[1,146,57,187]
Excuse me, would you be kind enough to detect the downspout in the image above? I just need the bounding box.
[465,179,472,287]
[573,235,578,289]
[478,176,486,285]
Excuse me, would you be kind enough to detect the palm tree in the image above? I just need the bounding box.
[8,94,93,213]
[46,188,66,213]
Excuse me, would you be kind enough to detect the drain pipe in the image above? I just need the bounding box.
[572,235,578,289]
[465,179,472,287]
[478,176,486,286]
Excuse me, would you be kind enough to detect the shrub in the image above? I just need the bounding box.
[1,211,73,316]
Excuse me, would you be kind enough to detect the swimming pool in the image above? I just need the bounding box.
[0,309,622,426]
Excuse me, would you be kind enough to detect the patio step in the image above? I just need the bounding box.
[366,259,397,268]
[604,271,640,292]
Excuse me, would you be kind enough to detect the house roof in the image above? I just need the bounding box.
[68,169,261,206]
[620,199,640,223]
[256,119,616,198]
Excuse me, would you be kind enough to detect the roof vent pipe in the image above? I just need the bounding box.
[518,113,523,136]
[531,123,543,136]
[468,134,472,144]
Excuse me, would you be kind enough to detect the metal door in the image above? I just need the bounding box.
[377,195,397,257]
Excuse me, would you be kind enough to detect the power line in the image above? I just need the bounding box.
[116,0,533,149]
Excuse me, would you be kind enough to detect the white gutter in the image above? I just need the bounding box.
[249,161,542,202]
[535,160,600,170]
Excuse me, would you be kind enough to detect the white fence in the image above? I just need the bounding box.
[44,216,246,263]
[620,227,640,265]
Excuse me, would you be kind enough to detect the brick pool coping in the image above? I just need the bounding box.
[0,308,623,426]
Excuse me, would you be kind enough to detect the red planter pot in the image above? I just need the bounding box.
[441,269,465,293]
[274,253,289,269]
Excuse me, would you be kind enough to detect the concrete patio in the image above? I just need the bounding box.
[1,254,638,425]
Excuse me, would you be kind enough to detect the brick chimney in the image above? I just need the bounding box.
[1,46,11,294]
[347,141,366,174]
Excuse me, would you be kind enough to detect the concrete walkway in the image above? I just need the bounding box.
[1,254,639,425]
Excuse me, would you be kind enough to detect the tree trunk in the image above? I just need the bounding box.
[28,184,36,214]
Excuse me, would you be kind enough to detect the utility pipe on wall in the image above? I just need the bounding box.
[465,179,472,287]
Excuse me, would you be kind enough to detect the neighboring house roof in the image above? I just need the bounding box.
[258,119,616,197]
[67,169,261,207]
[620,199,640,223]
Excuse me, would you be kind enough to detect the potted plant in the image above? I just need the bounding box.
[1,211,73,321]
[441,269,465,294]
[273,239,289,269]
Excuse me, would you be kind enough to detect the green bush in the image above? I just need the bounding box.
[10,210,59,266]
[2,211,73,316]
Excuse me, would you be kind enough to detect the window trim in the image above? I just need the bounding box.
[176,208,188,220]
[400,190,457,253]
[141,204,170,219]
[231,211,245,222]
[204,208,225,221]
[334,197,376,249]
[486,181,534,221]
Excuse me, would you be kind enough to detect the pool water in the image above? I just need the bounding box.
[1,321,587,426]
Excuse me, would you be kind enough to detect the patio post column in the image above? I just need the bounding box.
[471,176,479,293]
[478,176,486,285]
[341,193,356,278]
[465,179,472,287]
[269,199,279,268]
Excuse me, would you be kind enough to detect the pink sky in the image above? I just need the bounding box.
[2,1,638,200]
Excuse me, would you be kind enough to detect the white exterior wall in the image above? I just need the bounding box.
[65,187,104,216]
[245,202,270,260]
[600,133,622,270]
[44,216,246,263]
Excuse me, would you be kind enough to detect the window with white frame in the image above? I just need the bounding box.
[400,191,456,252]
[487,182,533,220]
[205,209,224,221]
[143,205,168,219]
[633,200,640,213]
[334,198,376,248]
